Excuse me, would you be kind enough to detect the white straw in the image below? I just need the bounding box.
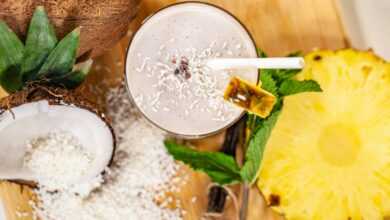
[205,57,304,70]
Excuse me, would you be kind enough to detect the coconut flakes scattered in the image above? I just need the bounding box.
[30,86,185,220]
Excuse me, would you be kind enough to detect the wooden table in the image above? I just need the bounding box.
[0,0,347,219]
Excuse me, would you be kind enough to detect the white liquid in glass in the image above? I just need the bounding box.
[126,3,257,137]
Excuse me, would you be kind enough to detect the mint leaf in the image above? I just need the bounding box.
[259,71,277,96]
[279,79,322,96]
[287,51,303,57]
[259,68,300,88]
[164,140,242,185]
[272,69,301,82]
[240,110,281,183]
[257,49,268,58]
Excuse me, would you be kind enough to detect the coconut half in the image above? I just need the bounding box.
[0,86,115,186]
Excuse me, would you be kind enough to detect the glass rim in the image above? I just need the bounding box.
[124,1,259,139]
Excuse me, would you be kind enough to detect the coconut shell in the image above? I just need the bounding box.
[0,85,117,187]
[0,85,115,140]
[0,85,105,117]
[0,0,140,58]
[0,85,116,159]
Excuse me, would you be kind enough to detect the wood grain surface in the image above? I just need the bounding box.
[0,0,347,219]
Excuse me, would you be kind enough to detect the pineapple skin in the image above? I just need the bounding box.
[258,49,390,220]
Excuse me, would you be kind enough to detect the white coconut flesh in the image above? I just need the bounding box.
[0,100,114,185]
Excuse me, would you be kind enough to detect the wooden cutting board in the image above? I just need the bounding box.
[0,0,346,219]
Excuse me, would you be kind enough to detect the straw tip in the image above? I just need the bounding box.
[297,57,305,68]
[204,59,222,70]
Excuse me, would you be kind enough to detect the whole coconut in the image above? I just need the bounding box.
[0,0,140,58]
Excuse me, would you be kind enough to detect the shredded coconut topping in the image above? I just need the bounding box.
[134,40,244,122]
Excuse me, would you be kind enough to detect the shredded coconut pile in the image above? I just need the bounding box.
[24,132,94,191]
[30,86,185,220]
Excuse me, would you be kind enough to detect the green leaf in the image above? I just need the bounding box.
[257,48,268,58]
[22,6,58,81]
[51,59,92,89]
[37,27,80,79]
[0,21,24,92]
[279,79,322,96]
[259,71,277,96]
[287,51,303,57]
[164,140,242,185]
[0,65,23,92]
[272,69,301,82]
[240,110,281,183]
[72,59,93,73]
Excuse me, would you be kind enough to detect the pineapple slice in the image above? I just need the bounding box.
[257,49,390,220]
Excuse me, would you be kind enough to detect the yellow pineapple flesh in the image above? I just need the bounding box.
[257,49,390,220]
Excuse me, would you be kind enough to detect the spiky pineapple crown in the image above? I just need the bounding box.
[0,6,92,93]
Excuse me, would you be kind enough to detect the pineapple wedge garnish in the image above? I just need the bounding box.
[224,76,276,118]
[258,49,390,220]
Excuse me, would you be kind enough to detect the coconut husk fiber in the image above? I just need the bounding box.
[0,0,140,58]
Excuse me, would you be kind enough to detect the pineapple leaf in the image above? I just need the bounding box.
[0,65,23,92]
[52,70,87,89]
[279,79,322,96]
[37,27,80,79]
[72,59,93,74]
[51,59,93,89]
[164,140,242,185]
[0,21,24,92]
[240,109,281,184]
[22,6,58,82]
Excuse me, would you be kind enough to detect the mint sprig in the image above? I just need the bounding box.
[164,50,322,185]
[259,71,277,96]
[240,109,281,183]
[165,140,242,185]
